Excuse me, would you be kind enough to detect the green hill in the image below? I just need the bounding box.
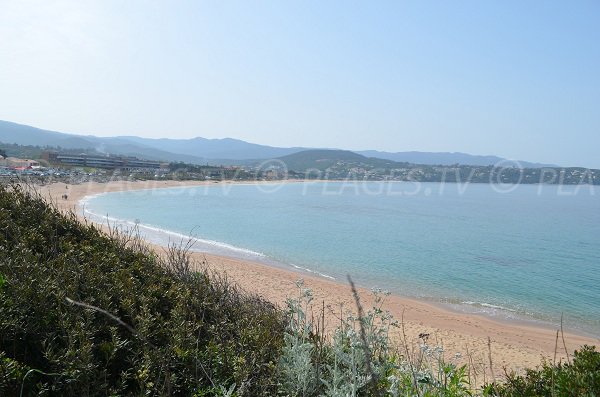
[276,149,405,171]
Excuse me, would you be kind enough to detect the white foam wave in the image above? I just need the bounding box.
[290,263,336,280]
[461,300,517,313]
[81,207,266,258]
[79,192,108,208]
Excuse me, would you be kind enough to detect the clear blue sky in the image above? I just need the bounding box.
[1,1,599,167]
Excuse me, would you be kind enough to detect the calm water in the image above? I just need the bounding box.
[83,181,600,336]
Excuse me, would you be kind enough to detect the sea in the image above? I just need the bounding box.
[82,181,600,337]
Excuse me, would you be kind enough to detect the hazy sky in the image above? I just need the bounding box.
[1,1,599,167]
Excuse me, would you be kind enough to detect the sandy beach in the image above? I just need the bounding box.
[39,179,599,382]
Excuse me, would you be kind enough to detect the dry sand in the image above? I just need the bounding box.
[39,179,599,382]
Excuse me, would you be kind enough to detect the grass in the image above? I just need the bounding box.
[0,181,598,396]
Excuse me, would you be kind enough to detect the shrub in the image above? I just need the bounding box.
[0,183,285,396]
[277,280,474,397]
[486,345,600,396]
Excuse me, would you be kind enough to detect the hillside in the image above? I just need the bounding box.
[357,150,556,168]
[274,150,599,184]
[0,120,94,149]
[0,120,211,165]
[118,135,309,161]
[276,149,404,171]
[0,183,285,395]
[0,120,304,164]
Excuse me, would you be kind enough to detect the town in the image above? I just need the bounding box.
[1,144,598,186]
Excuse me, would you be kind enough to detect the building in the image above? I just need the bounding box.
[42,151,161,170]
[0,157,40,168]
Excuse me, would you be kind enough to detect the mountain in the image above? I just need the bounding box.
[0,120,96,149]
[356,150,556,168]
[117,135,309,160]
[1,119,556,167]
[0,120,300,164]
[275,149,403,171]
[0,120,211,164]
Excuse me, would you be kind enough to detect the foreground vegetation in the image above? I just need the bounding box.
[277,282,599,397]
[0,183,284,395]
[0,183,598,396]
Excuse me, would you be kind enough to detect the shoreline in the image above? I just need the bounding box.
[81,201,600,341]
[39,179,599,380]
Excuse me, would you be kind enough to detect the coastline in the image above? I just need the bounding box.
[40,179,599,380]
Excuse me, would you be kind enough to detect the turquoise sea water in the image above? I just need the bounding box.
[83,181,600,336]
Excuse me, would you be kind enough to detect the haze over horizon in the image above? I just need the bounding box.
[1,1,599,168]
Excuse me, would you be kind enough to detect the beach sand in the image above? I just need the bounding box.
[39,179,599,382]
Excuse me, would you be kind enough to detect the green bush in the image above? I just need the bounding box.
[0,183,284,396]
[486,345,600,396]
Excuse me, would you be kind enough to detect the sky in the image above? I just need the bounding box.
[0,1,599,167]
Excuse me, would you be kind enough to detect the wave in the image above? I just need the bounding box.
[461,300,518,313]
[290,263,336,280]
[82,207,267,258]
[79,192,109,207]
[434,297,530,323]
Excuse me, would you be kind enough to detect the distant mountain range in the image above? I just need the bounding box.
[355,150,550,168]
[0,119,556,167]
